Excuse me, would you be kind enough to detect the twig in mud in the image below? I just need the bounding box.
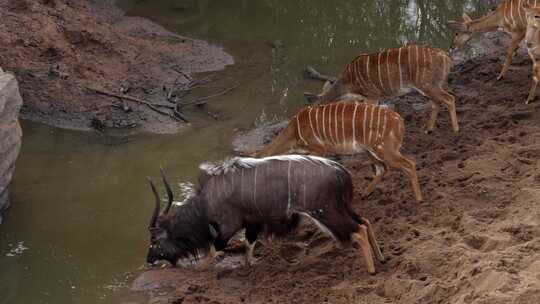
[171,66,193,82]
[86,86,187,122]
[179,84,240,108]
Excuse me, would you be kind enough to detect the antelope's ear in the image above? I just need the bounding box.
[462,13,472,23]
[448,20,469,32]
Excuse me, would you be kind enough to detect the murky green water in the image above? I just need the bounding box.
[0,1,492,303]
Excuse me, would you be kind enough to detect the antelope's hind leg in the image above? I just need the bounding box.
[381,148,423,202]
[352,225,377,274]
[365,152,388,197]
[244,223,262,267]
[360,217,384,262]
[423,87,459,133]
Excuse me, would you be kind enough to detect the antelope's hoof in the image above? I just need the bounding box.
[368,270,378,276]
[424,129,433,135]
[496,74,504,81]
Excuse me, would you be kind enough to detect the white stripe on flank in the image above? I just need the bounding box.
[315,107,322,143]
[341,102,346,145]
[386,49,393,92]
[398,47,403,90]
[296,115,308,146]
[421,47,426,85]
[308,107,321,144]
[381,109,388,140]
[378,52,385,93]
[355,61,367,92]
[415,45,420,84]
[321,105,326,143]
[328,104,336,145]
[368,104,375,145]
[352,103,359,148]
[334,103,340,144]
[287,160,292,212]
[240,168,244,202]
[253,166,263,216]
[366,55,374,94]
[376,106,381,142]
[408,45,413,83]
[363,104,368,144]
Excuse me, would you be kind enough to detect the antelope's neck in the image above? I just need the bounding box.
[468,7,506,32]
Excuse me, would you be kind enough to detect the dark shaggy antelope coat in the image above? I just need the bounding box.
[198,155,360,245]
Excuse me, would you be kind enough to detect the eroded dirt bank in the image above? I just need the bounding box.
[0,0,233,133]
[126,32,540,303]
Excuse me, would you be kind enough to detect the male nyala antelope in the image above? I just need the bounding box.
[146,157,385,274]
[523,3,540,102]
[304,44,458,133]
[448,0,539,82]
[254,101,423,202]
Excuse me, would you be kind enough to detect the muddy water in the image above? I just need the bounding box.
[0,1,492,303]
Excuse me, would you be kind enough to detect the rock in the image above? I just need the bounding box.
[0,69,23,224]
[231,121,288,154]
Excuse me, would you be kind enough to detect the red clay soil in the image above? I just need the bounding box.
[0,0,232,133]
[126,34,540,303]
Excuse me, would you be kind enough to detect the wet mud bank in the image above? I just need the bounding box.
[126,28,540,304]
[0,0,233,133]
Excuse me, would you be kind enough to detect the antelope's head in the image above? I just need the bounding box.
[448,13,473,50]
[146,169,215,267]
[524,3,540,54]
[146,169,181,266]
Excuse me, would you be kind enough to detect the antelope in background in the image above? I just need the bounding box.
[146,157,385,274]
[254,101,423,202]
[524,3,540,102]
[448,0,539,82]
[304,44,458,133]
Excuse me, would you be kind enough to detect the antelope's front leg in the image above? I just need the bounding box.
[198,244,223,270]
[527,63,540,104]
[498,31,525,81]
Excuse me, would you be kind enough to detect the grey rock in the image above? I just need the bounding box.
[232,121,289,154]
[0,70,23,224]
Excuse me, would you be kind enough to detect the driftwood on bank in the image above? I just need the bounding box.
[86,86,189,122]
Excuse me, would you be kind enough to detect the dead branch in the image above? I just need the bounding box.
[86,86,187,122]
[179,84,239,108]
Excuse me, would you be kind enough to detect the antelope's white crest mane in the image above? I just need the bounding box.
[199,155,343,176]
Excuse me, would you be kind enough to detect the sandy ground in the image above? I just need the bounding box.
[124,30,540,303]
[0,0,232,133]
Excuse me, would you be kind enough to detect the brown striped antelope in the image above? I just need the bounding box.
[304,45,458,133]
[448,0,540,81]
[524,3,540,103]
[254,101,423,202]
